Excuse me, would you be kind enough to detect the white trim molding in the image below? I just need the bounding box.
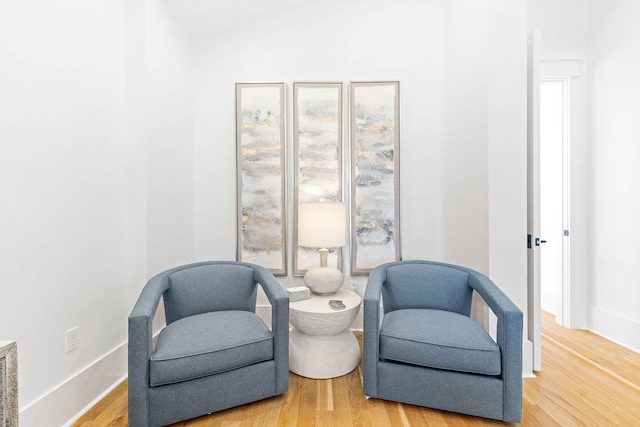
[19,342,127,427]
[588,305,640,354]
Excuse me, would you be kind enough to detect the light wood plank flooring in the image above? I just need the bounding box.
[73,312,640,426]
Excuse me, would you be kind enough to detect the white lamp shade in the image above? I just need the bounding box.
[298,202,346,248]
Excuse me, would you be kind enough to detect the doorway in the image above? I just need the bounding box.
[528,51,588,371]
[540,78,570,325]
[538,58,588,333]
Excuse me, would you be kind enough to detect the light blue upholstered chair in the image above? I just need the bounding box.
[128,261,289,427]
[363,260,522,422]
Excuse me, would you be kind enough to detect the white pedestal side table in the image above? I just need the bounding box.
[289,289,361,379]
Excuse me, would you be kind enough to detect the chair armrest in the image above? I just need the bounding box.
[250,263,289,332]
[251,263,288,306]
[465,271,522,352]
[250,263,289,394]
[128,273,168,358]
[466,270,523,421]
[127,273,169,427]
[363,264,388,397]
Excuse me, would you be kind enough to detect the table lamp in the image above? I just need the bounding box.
[298,202,346,295]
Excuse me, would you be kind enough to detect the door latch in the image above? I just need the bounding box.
[527,234,548,248]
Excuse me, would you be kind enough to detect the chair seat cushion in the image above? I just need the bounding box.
[149,310,273,387]
[379,309,501,375]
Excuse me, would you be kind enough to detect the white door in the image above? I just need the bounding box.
[527,28,542,371]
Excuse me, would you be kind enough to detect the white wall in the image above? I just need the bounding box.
[527,0,589,59]
[193,0,528,331]
[193,0,449,288]
[487,0,529,331]
[142,0,196,339]
[144,0,195,278]
[0,1,128,425]
[443,0,489,273]
[193,0,452,320]
[0,0,196,425]
[587,0,640,351]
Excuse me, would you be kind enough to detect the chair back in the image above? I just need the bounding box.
[163,263,258,324]
[382,262,473,315]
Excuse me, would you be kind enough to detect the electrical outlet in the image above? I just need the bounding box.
[66,327,79,353]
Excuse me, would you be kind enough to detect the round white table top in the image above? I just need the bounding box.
[289,289,361,315]
[289,289,361,335]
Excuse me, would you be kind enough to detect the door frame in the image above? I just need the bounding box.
[539,76,570,326]
[540,58,588,331]
[528,47,588,372]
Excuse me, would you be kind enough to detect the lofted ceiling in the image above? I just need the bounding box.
[160,0,321,41]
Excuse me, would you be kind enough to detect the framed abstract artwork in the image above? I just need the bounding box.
[349,81,401,275]
[293,82,344,276]
[236,83,287,275]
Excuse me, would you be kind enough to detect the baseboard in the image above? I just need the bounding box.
[588,305,640,353]
[19,341,128,427]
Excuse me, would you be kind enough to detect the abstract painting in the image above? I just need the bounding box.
[350,81,401,274]
[236,83,287,275]
[293,82,343,275]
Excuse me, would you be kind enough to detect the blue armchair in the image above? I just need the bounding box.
[363,260,522,422]
[128,261,289,427]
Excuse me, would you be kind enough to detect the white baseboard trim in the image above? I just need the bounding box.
[588,305,640,354]
[62,373,128,427]
[19,341,128,427]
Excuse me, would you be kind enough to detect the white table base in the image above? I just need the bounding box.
[289,327,360,379]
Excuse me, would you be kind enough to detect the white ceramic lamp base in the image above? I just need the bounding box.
[304,266,343,295]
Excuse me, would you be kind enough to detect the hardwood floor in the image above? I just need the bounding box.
[73,312,640,426]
